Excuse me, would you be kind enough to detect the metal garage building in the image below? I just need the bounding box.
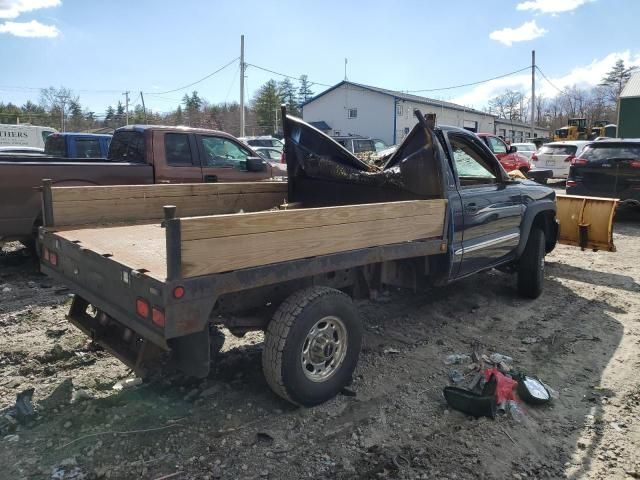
[301,81,496,146]
[618,72,640,138]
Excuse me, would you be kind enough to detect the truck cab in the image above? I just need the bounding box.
[109,126,274,183]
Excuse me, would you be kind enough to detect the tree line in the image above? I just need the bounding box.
[487,60,636,132]
[0,74,315,137]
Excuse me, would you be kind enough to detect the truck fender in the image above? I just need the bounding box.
[515,200,558,258]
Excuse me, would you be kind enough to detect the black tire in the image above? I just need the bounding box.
[517,228,545,299]
[262,286,362,406]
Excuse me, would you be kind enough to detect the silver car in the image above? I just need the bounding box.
[511,143,537,161]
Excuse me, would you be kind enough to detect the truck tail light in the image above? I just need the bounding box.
[43,247,58,266]
[566,180,579,187]
[571,158,588,166]
[630,160,640,168]
[531,153,538,161]
[173,286,185,299]
[152,307,165,328]
[564,155,576,163]
[280,151,286,164]
[136,298,150,318]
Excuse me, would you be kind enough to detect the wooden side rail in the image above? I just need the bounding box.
[46,182,287,228]
[179,199,447,278]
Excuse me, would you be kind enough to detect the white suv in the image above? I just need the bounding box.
[532,141,590,178]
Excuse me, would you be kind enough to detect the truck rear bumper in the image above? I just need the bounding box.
[67,295,164,375]
[41,262,169,349]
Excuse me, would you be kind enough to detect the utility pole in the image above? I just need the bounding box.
[123,91,130,125]
[57,96,66,132]
[344,58,348,81]
[140,91,148,123]
[531,50,535,139]
[240,35,245,137]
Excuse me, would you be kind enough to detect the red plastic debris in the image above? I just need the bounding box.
[483,368,518,404]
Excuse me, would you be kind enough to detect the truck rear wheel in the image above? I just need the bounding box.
[517,227,545,299]
[262,286,362,406]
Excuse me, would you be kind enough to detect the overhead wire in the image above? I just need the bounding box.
[535,66,568,95]
[246,63,332,87]
[145,57,239,95]
[406,66,531,93]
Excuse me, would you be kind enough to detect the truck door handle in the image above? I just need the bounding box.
[204,175,218,183]
[465,203,479,214]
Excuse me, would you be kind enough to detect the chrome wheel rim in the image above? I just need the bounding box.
[301,315,348,382]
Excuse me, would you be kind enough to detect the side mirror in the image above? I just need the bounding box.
[246,156,267,172]
[508,145,518,154]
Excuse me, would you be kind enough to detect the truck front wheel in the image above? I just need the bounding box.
[262,286,362,406]
[517,227,545,299]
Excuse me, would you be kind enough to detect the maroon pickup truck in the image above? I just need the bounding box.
[0,125,276,247]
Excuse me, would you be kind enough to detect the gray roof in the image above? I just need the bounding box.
[309,121,331,130]
[303,81,496,118]
[620,72,640,98]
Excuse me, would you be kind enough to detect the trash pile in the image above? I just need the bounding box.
[442,351,557,422]
[0,388,36,439]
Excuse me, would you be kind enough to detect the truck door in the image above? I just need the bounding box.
[447,132,523,277]
[154,132,203,183]
[197,134,272,182]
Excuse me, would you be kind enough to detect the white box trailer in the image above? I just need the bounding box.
[0,124,57,149]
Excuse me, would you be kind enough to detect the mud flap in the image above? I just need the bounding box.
[168,328,211,378]
[556,194,617,252]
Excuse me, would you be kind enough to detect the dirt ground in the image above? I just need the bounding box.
[0,207,639,480]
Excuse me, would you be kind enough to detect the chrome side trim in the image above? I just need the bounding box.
[454,232,520,256]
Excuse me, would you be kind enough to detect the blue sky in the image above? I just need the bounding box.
[1,0,639,117]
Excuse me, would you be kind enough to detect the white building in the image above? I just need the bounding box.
[494,118,549,143]
[302,81,497,145]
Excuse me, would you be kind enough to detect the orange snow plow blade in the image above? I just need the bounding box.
[556,194,617,252]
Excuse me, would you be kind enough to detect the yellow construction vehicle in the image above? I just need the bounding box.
[554,118,588,141]
[589,121,617,140]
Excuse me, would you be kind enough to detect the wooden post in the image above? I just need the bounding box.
[164,205,181,281]
[42,179,54,227]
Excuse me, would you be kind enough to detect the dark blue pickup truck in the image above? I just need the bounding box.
[39,110,559,406]
[44,132,111,158]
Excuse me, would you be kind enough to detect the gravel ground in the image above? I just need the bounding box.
[0,206,638,480]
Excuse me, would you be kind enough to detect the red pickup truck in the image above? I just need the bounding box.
[0,125,277,247]
[477,133,531,173]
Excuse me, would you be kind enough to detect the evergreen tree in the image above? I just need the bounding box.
[599,59,638,103]
[297,75,314,107]
[278,78,299,116]
[253,80,282,134]
[116,101,125,115]
[105,106,115,127]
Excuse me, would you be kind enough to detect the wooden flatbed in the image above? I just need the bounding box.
[44,182,447,282]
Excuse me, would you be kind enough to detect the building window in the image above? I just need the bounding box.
[348,108,357,119]
[396,104,403,116]
[534,133,538,138]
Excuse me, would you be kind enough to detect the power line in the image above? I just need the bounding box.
[535,66,568,94]
[146,57,239,95]
[246,63,332,87]
[406,67,531,93]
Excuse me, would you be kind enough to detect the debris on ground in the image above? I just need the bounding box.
[112,377,142,391]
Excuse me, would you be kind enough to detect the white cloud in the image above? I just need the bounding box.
[451,51,640,109]
[516,0,592,14]
[0,0,60,19]
[0,19,59,37]
[489,21,547,46]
